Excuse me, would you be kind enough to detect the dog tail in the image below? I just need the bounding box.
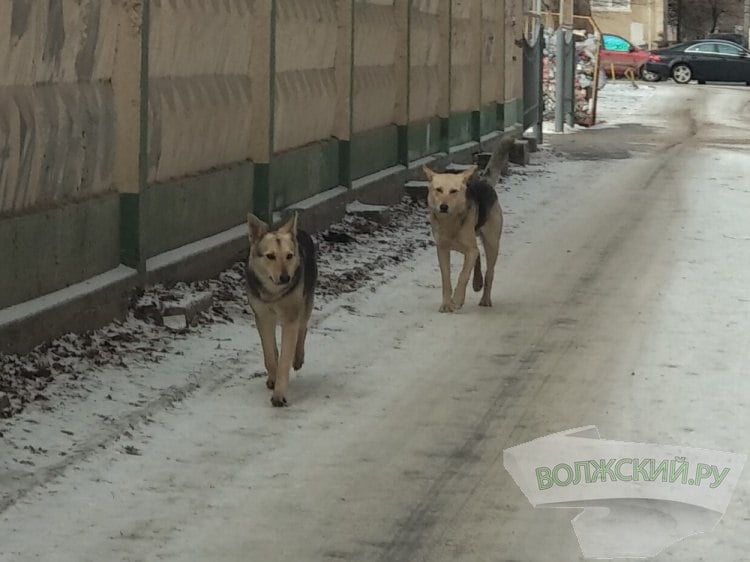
[472,255,483,292]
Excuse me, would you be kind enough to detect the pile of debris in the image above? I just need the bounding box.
[574,33,603,126]
[542,28,605,126]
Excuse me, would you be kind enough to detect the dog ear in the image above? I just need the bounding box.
[459,165,478,183]
[278,211,298,236]
[247,213,269,243]
[422,165,435,181]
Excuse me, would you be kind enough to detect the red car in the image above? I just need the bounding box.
[599,33,660,81]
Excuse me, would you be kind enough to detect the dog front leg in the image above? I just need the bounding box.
[255,313,279,390]
[453,247,479,310]
[437,245,454,312]
[271,319,300,407]
[294,301,312,371]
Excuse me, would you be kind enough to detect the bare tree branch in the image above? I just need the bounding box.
[669,0,738,39]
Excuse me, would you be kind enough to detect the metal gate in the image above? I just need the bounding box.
[523,19,544,142]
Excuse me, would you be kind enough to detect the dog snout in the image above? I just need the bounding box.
[279,273,291,284]
[439,203,449,213]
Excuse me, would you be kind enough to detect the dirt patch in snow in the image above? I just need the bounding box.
[0,197,432,421]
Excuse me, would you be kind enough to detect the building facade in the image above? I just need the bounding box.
[590,0,666,48]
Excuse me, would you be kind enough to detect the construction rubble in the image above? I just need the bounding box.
[542,28,605,127]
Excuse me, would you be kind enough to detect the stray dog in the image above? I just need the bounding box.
[246,212,317,406]
[422,164,503,312]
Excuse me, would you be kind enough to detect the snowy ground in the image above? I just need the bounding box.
[543,79,663,135]
[2,81,750,561]
[594,81,662,125]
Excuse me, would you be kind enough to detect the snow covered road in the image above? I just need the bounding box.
[2,82,750,561]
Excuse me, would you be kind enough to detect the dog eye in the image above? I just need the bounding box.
[449,189,458,194]
[265,253,276,260]
[435,188,443,193]
[286,253,294,260]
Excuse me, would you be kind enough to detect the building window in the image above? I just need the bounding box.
[591,0,631,11]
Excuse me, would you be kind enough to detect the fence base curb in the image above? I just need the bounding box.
[0,266,137,355]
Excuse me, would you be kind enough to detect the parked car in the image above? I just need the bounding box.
[644,39,750,85]
[599,33,659,81]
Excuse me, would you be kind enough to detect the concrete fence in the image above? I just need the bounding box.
[0,0,526,352]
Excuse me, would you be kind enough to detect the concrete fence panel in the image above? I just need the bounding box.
[504,0,524,128]
[449,0,481,146]
[481,0,506,135]
[148,0,256,183]
[408,0,446,161]
[142,0,258,259]
[271,0,342,210]
[0,0,121,309]
[274,0,339,153]
[350,0,404,180]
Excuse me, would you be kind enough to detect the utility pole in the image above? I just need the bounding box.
[744,0,750,48]
[676,0,682,42]
[555,0,574,133]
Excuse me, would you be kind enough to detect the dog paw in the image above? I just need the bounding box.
[266,377,276,390]
[479,296,492,307]
[451,297,465,310]
[439,302,455,313]
[293,356,304,371]
[270,394,288,407]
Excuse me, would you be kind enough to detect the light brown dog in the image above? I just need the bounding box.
[246,213,317,406]
[423,165,503,312]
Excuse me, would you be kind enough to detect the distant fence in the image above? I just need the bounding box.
[0,0,525,313]
[522,18,543,140]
